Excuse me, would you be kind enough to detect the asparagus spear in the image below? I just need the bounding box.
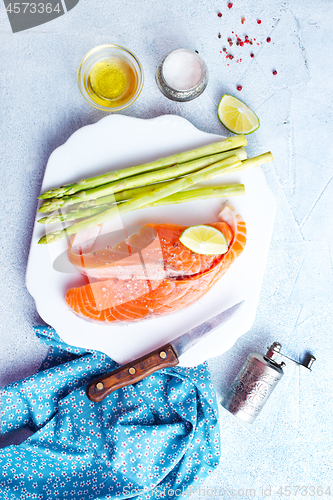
[37,184,245,224]
[73,147,247,210]
[233,151,274,170]
[39,135,248,200]
[38,147,247,213]
[67,182,175,210]
[42,148,269,215]
[38,155,242,244]
[38,151,274,244]
[146,184,245,206]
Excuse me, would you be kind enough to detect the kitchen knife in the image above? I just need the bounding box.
[86,300,244,402]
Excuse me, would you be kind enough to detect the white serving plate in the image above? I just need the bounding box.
[26,114,275,367]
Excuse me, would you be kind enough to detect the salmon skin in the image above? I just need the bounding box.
[65,205,247,323]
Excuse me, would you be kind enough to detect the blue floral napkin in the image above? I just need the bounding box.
[0,326,220,499]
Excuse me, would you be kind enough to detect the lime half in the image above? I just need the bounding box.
[217,94,260,135]
[179,225,228,255]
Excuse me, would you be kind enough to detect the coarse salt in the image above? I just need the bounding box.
[162,49,203,91]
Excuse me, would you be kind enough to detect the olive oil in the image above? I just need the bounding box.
[87,57,138,108]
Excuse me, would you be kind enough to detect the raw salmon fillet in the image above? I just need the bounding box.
[67,225,166,280]
[65,205,247,322]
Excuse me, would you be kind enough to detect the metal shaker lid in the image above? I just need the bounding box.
[247,352,284,375]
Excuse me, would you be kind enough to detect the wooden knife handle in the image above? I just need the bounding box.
[86,343,179,402]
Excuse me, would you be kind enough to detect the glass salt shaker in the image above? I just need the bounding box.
[155,48,208,102]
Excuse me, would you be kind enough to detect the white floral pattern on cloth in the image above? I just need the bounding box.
[0,326,220,500]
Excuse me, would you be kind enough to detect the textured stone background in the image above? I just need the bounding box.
[0,0,332,497]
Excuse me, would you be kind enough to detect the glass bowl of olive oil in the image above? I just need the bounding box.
[78,44,144,112]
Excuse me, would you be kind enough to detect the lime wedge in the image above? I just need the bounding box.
[217,94,260,135]
[179,225,228,255]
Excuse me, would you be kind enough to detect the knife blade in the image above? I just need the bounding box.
[86,300,244,402]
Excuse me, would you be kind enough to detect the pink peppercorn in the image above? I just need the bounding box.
[267,37,271,42]
[237,85,242,91]
[228,3,233,8]
[218,12,222,17]
[272,70,277,75]
[250,53,254,58]
[257,19,261,24]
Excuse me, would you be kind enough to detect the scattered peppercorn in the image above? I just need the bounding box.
[228,3,233,8]
[237,85,242,91]
[218,12,222,17]
[215,15,273,69]
[272,70,277,75]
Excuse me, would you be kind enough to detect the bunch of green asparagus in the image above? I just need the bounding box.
[37,135,273,244]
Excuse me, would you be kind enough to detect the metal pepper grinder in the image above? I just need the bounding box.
[221,342,316,424]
